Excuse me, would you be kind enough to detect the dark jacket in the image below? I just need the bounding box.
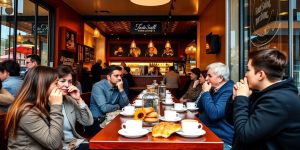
[197,80,234,145]
[232,77,300,150]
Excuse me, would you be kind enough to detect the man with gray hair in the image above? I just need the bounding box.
[197,62,234,149]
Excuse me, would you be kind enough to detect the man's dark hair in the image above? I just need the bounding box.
[107,65,122,76]
[169,66,175,71]
[27,54,41,65]
[0,60,20,76]
[124,67,131,73]
[248,49,287,82]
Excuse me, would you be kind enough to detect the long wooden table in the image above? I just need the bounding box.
[89,97,224,149]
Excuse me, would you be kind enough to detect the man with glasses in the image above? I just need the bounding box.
[24,54,41,79]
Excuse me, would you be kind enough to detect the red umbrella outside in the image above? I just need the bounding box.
[6,44,39,54]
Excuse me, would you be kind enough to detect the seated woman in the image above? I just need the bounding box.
[0,80,14,112]
[179,68,202,103]
[5,66,64,149]
[57,65,93,150]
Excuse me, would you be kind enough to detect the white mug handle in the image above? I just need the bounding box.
[121,123,127,130]
[194,103,197,107]
[198,123,203,130]
[122,108,125,112]
[175,113,180,118]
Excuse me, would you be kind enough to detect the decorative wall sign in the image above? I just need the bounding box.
[250,0,280,47]
[58,51,75,66]
[32,24,48,35]
[131,22,162,34]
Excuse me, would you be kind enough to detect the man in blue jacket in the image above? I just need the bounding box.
[232,49,300,150]
[197,62,234,149]
[87,65,129,136]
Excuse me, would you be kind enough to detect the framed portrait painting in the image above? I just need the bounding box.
[60,27,77,52]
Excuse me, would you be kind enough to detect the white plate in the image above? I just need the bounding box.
[159,116,182,122]
[171,108,187,113]
[176,129,206,138]
[120,111,134,117]
[162,101,174,105]
[118,129,149,138]
[187,107,199,111]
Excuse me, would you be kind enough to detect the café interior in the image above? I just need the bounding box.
[0,0,300,149]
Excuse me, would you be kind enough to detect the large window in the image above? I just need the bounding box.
[293,1,300,91]
[0,0,51,68]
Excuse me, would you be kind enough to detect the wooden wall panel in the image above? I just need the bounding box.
[44,0,84,67]
[199,0,226,69]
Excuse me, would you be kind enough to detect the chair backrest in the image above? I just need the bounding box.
[81,92,91,107]
[0,113,8,150]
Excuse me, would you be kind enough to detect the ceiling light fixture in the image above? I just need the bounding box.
[130,40,136,48]
[93,28,100,38]
[130,0,170,6]
[148,40,154,48]
[165,41,171,49]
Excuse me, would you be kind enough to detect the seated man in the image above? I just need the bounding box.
[0,60,23,112]
[197,62,234,149]
[232,49,300,150]
[88,65,129,136]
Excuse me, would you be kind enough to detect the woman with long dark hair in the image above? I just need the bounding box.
[5,66,63,149]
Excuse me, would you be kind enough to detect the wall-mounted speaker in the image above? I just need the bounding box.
[206,32,220,54]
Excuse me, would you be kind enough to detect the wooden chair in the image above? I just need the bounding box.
[80,92,91,107]
[0,113,7,150]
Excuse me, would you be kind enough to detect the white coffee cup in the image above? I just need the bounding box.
[186,102,197,109]
[133,99,143,107]
[181,119,203,134]
[122,106,135,114]
[165,98,173,104]
[174,103,185,110]
[164,110,180,120]
[121,120,143,134]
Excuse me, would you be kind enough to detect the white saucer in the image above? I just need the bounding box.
[171,108,187,113]
[120,111,134,117]
[187,107,199,111]
[159,116,181,122]
[176,129,206,138]
[118,129,149,138]
[162,101,174,105]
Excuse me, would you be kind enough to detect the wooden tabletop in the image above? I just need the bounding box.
[90,96,224,150]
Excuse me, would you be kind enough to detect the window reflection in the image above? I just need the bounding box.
[0,0,49,69]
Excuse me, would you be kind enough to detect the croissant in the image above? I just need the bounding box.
[152,122,181,138]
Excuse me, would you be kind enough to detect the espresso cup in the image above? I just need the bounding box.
[165,98,173,104]
[122,106,135,114]
[121,120,143,134]
[164,110,180,120]
[181,119,203,134]
[174,103,185,110]
[186,102,197,109]
[133,99,143,107]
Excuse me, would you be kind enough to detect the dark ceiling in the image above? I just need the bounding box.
[62,0,211,38]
